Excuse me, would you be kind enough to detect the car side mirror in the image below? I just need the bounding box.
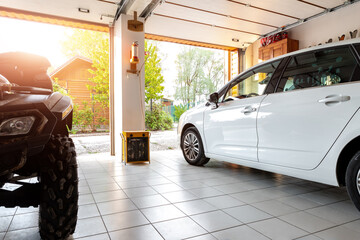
[207,92,219,108]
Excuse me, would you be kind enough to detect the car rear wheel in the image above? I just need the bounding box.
[346,151,360,211]
[181,127,210,166]
[39,135,78,240]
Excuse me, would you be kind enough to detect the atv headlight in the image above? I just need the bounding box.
[0,116,35,136]
[62,104,73,119]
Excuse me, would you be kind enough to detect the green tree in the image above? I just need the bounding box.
[52,78,69,97]
[202,53,224,96]
[61,29,109,109]
[174,47,224,107]
[145,103,173,130]
[145,40,165,111]
[62,33,165,113]
[174,104,188,122]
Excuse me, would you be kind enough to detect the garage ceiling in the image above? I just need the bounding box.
[146,0,352,48]
[0,0,118,25]
[0,0,356,49]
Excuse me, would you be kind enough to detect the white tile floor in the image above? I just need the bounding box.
[1,150,360,240]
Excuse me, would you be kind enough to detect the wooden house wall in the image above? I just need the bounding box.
[52,60,109,126]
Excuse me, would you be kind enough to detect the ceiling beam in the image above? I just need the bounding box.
[0,6,109,32]
[153,13,260,36]
[120,0,137,14]
[227,0,300,20]
[114,0,136,20]
[145,33,238,51]
[140,0,162,20]
[297,0,326,10]
[96,0,117,5]
[165,1,278,29]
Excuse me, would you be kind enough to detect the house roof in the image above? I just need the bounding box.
[162,98,174,102]
[50,55,93,77]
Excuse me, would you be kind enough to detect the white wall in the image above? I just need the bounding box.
[289,2,360,49]
[113,14,145,156]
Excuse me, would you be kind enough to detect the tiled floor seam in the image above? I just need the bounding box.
[148,160,349,239]
[182,233,219,240]
[109,161,212,239]
[292,217,360,239]
[47,153,360,239]
[206,223,271,240]
[106,223,162,238]
[245,221,286,240]
[187,209,246,231]
[239,200,350,234]
[3,208,17,238]
[136,208,167,240]
[293,233,325,240]
[229,188,344,206]
[114,181,166,240]
[85,176,111,240]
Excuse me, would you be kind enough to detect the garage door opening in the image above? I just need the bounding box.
[0,15,232,155]
[0,16,111,154]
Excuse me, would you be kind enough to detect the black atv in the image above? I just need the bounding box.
[0,52,78,240]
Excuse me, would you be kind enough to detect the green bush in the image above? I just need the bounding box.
[174,104,188,122]
[145,104,173,130]
[73,102,94,132]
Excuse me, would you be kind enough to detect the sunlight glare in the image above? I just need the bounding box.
[0,17,72,68]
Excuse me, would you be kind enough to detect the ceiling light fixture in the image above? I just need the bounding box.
[100,14,115,20]
[241,42,252,47]
[78,8,90,13]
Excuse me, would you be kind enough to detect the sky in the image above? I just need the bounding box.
[0,17,71,69]
[149,40,182,99]
[0,17,225,100]
[152,41,225,99]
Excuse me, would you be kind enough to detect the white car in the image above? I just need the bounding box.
[178,39,360,211]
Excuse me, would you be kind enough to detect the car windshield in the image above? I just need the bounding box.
[223,60,280,101]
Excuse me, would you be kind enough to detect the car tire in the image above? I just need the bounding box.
[346,151,360,211]
[181,127,210,166]
[39,135,78,240]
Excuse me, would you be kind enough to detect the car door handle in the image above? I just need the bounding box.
[241,106,256,114]
[318,95,350,104]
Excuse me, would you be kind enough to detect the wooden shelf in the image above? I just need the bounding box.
[258,38,299,61]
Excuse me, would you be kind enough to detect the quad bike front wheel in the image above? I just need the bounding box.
[39,135,78,240]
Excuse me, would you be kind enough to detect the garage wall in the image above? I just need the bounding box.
[289,2,360,49]
[113,14,145,156]
[245,39,261,70]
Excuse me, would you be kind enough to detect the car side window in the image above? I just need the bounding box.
[223,60,280,101]
[276,46,360,92]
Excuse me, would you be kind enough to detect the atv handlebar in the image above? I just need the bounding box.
[0,84,52,100]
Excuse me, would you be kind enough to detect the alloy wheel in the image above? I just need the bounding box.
[183,132,199,161]
[357,168,360,195]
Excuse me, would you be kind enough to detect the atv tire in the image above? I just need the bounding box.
[39,135,78,240]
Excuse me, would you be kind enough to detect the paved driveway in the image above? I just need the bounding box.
[72,129,179,155]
